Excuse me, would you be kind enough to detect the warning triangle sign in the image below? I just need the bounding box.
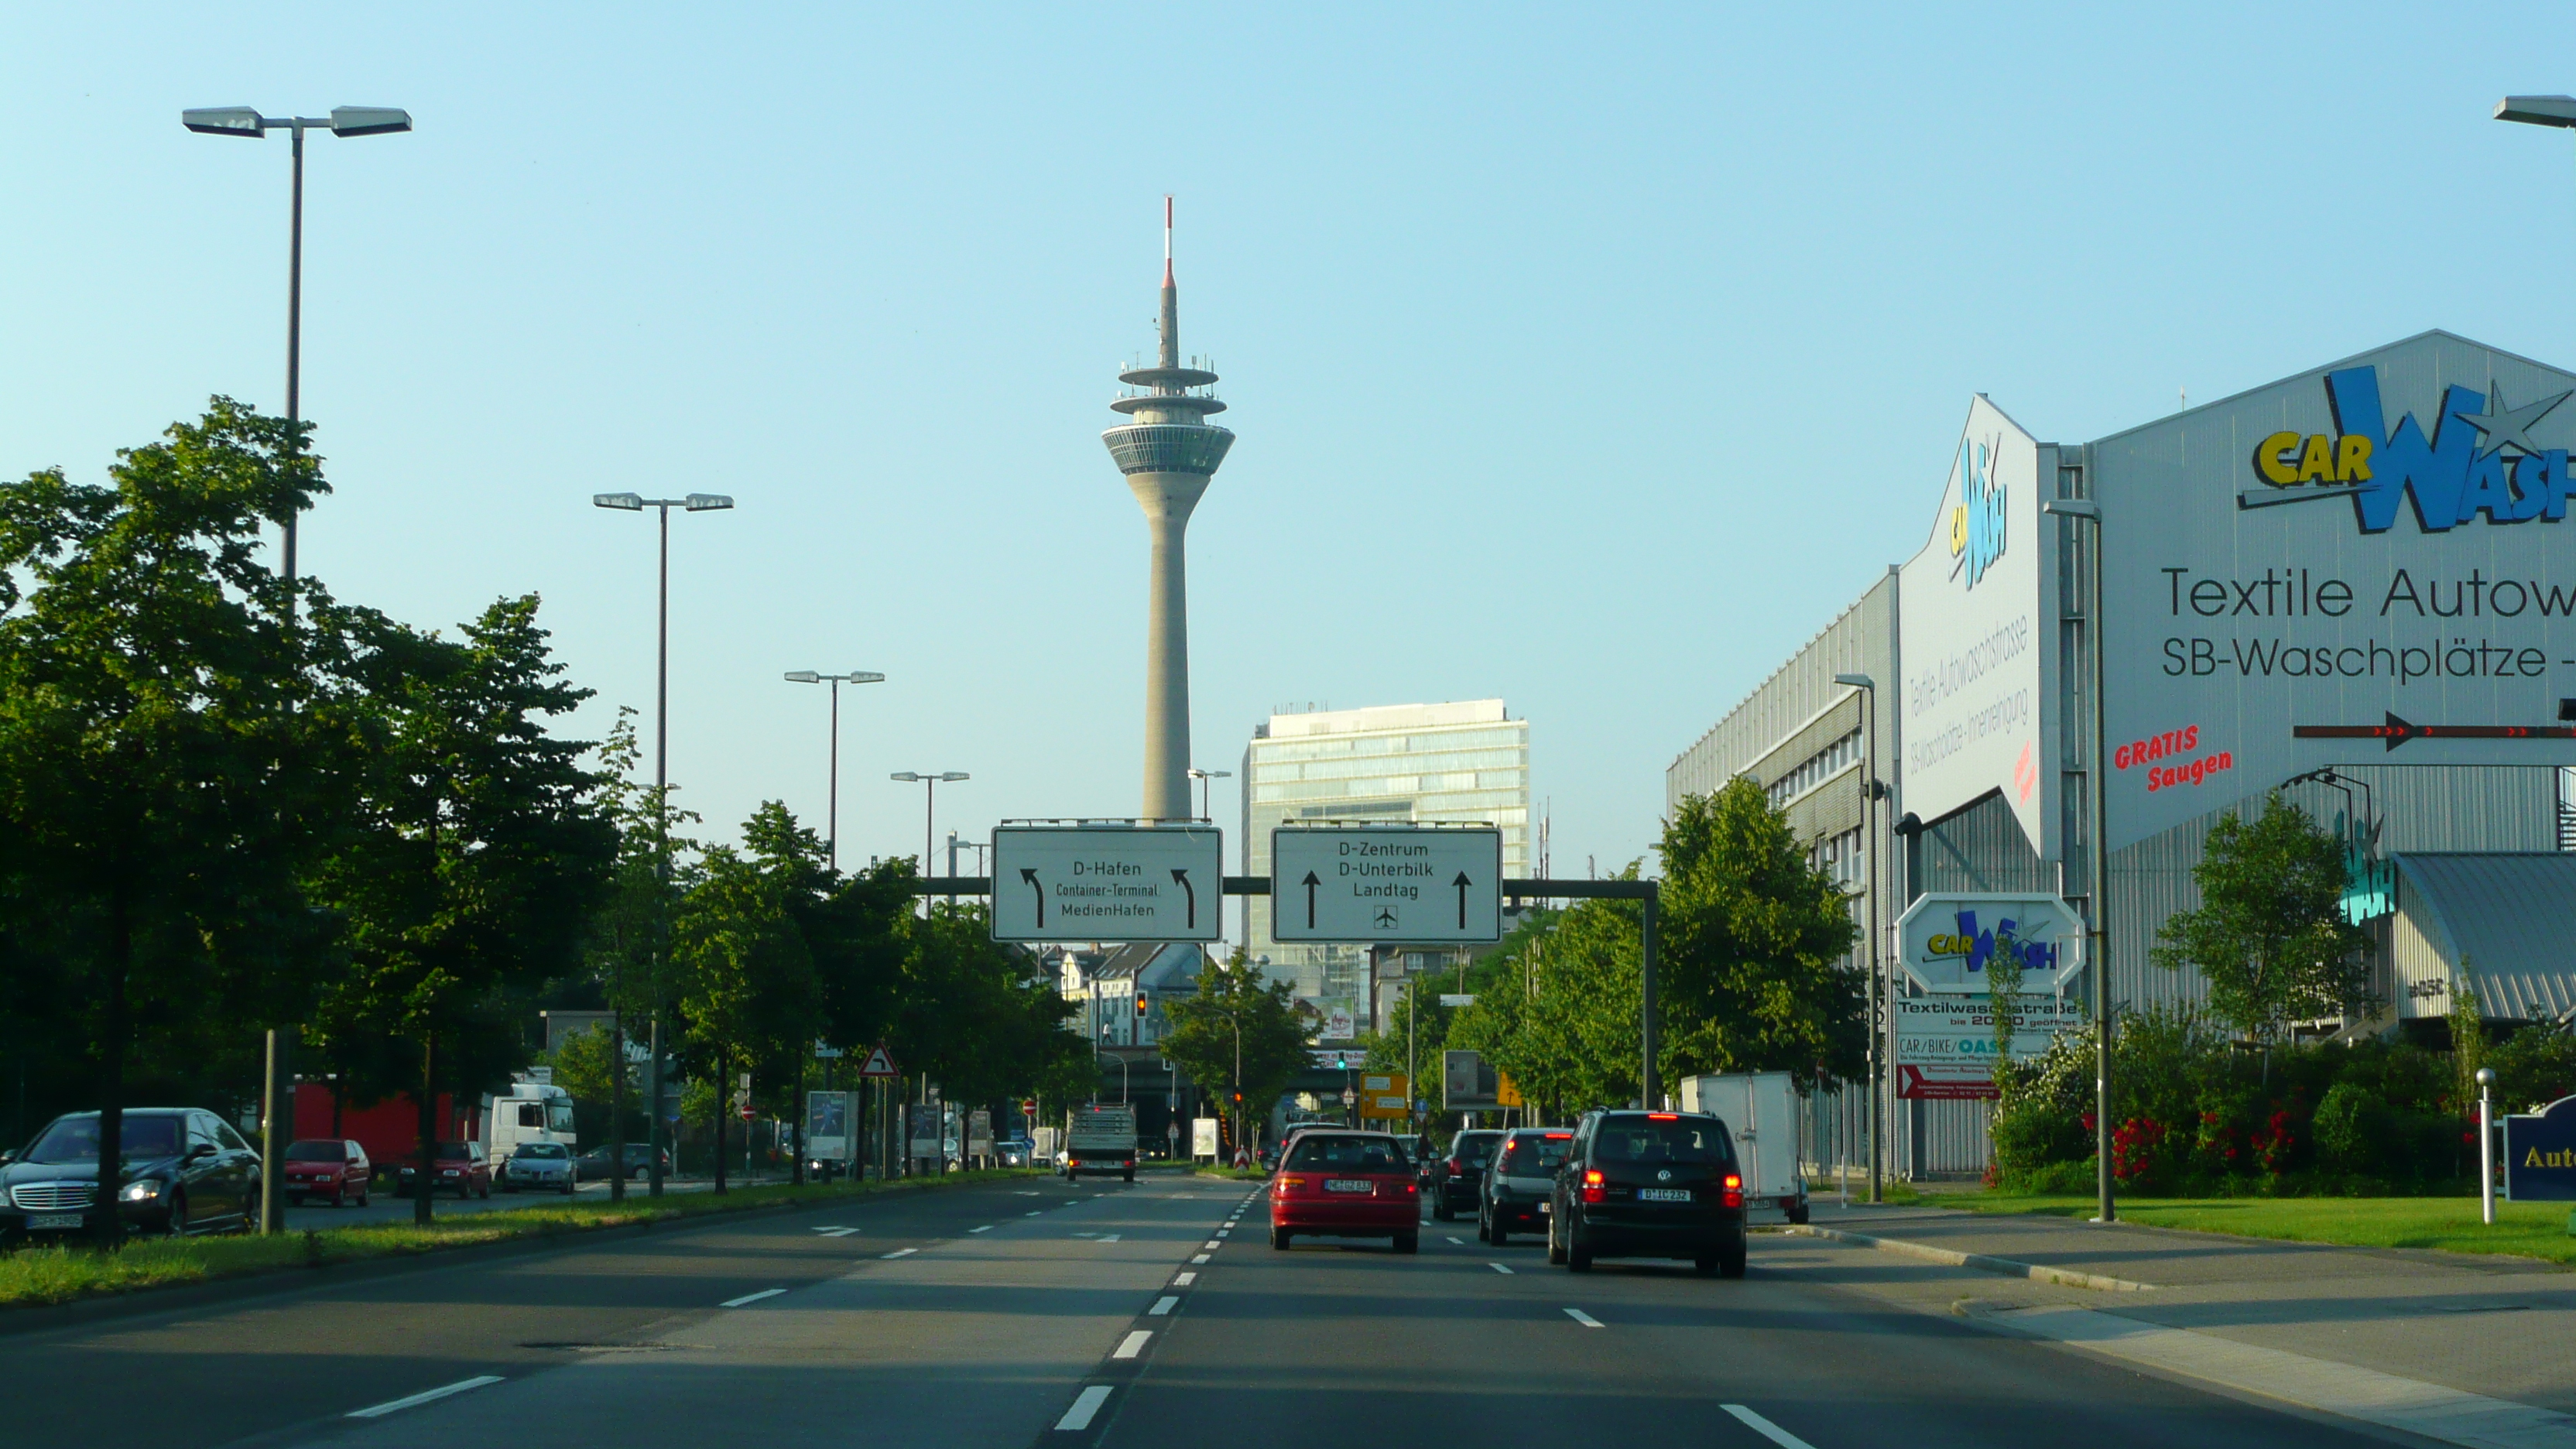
[858,1045,899,1080]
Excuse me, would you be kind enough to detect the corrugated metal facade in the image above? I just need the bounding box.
[2389,854,2576,1025]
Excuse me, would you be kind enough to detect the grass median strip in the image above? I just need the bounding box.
[1946,1193,2576,1266]
[0,1169,1043,1312]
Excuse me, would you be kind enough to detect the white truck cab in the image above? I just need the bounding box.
[488,1081,576,1163]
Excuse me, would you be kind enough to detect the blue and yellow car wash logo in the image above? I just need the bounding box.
[2243,366,2574,532]
[1949,433,2007,588]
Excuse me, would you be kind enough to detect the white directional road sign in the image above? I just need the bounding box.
[991,824,1221,942]
[1270,825,1502,943]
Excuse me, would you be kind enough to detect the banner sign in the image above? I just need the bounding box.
[1893,893,2085,995]
[1893,996,2086,1100]
[2505,1094,2576,1201]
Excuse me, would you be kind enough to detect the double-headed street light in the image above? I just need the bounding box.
[187,102,410,1238]
[784,670,885,872]
[1185,766,1230,821]
[594,491,735,1201]
[890,772,969,912]
[2043,495,2113,1225]
[1831,673,1883,1204]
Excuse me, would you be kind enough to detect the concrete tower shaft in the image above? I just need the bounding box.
[1103,200,1233,821]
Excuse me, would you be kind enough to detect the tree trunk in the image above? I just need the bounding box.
[792,1051,805,1188]
[414,1031,437,1227]
[712,1046,728,1195]
[91,885,131,1249]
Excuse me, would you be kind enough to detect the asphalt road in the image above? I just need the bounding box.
[8,1177,2423,1449]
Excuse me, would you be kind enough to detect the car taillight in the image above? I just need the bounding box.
[1276,1176,1306,1194]
[1581,1168,1605,1204]
[1446,1161,1461,1177]
[1722,1173,1743,1209]
[1403,1181,1418,1195]
[1648,1112,1677,1121]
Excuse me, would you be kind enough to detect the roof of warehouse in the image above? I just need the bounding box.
[2395,853,2576,1023]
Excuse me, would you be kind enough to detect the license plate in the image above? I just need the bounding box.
[27,1213,82,1230]
[1324,1179,1373,1194]
[1639,1187,1692,1203]
[1538,1201,1551,1213]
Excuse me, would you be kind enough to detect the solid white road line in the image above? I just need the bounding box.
[1564,1308,1604,1328]
[1488,1262,1513,1274]
[968,1225,992,1233]
[1149,1296,1178,1316]
[881,1247,917,1259]
[1190,1253,1211,1264]
[347,1376,505,1420]
[1721,1405,1817,1449]
[1055,1386,1114,1432]
[1112,1330,1153,1359]
[1172,1271,1196,1286]
[720,1288,787,1307]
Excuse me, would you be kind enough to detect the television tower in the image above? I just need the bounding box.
[1104,198,1234,821]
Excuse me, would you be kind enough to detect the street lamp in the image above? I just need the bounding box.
[595,490,736,1201]
[2044,495,2114,1225]
[890,772,970,913]
[187,102,411,1238]
[1832,672,1883,1204]
[1186,766,1231,822]
[784,670,885,872]
[2496,94,2576,128]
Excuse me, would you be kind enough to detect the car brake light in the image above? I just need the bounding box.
[1446,1161,1461,1177]
[1722,1172,1743,1209]
[1581,1168,1605,1204]
[1648,1112,1677,1121]
[1544,1132,1571,1139]
[1276,1176,1306,1193]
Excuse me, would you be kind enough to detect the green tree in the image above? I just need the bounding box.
[547,1022,624,1114]
[0,400,344,1242]
[671,825,818,1190]
[308,596,616,1224]
[1163,952,1307,1153]
[2151,793,2373,1049]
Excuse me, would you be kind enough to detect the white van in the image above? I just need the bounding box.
[1677,1072,1808,1225]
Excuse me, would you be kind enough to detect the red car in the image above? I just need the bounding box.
[1269,1130,1420,1253]
[396,1140,492,1198]
[283,1139,372,1208]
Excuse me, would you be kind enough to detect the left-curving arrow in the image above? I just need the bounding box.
[1171,868,1196,929]
[1020,867,1043,927]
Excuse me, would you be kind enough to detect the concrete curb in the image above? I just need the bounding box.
[1785,1223,2156,1292]
[0,1170,1042,1339]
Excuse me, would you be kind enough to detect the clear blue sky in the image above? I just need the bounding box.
[5,4,2574,905]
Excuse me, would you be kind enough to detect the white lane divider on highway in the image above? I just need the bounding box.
[720,1287,787,1307]
[1721,1405,1816,1449]
[1488,1263,1513,1274]
[1112,1330,1153,1359]
[1054,1385,1113,1432]
[347,1375,505,1419]
[1026,1211,1044,1217]
[814,1227,860,1238]
[1190,1253,1210,1264]
[969,1225,992,1233]
[1148,1296,1178,1316]
[1203,1240,1222,1249]
[1564,1308,1605,1328]
[1018,1190,1043,1196]
[1172,1271,1196,1286]
[881,1247,918,1259]
[1447,1236,1465,1245]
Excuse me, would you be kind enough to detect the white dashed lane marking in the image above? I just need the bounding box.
[1190,1253,1210,1264]
[720,1288,786,1307]
[1055,1386,1112,1432]
[1171,1271,1195,1286]
[881,1248,917,1259]
[1722,1405,1817,1449]
[1112,1330,1153,1359]
[1564,1307,1604,1327]
[1148,1296,1178,1316]
[1488,1262,1512,1274]
[347,1377,505,1420]
[968,1225,992,1233]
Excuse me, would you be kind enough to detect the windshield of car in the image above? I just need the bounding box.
[1496,1135,1571,1175]
[286,1141,346,1162]
[512,1142,568,1159]
[1285,1135,1413,1174]
[23,1115,185,1164]
[1589,1117,1732,1166]
[1451,1132,1502,1167]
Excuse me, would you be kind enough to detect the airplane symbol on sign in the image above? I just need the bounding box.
[1374,907,1399,929]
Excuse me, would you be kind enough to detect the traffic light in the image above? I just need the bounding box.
[1135,989,1149,1019]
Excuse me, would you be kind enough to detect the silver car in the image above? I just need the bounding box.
[500,1141,576,1194]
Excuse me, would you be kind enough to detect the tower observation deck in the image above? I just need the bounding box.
[1104,200,1235,822]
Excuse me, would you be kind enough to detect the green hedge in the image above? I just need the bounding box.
[1990,1009,2576,1197]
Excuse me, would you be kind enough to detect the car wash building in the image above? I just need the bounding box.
[1668,331,2576,1177]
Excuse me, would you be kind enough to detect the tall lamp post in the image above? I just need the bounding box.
[1188,767,1234,942]
[2044,496,2114,1225]
[783,670,885,872]
[890,772,969,912]
[185,102,412,1238]
[595,491,735,1200]
[1831,673,1882,1203]
[1186,766,1230,821]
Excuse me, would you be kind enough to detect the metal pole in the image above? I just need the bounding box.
[827,678,840,873]
[649,502,671,1199]
[1639,887,1661,1108]
[283,121,304,584]
[2478,1068,2497,1225]
[1862,685,1882,1205]
[2090,511,2115,1225]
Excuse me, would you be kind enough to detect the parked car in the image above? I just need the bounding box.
[283,1139,372,1208]
[498,1140,577,1194]
[997,1138,1033,1168]
[1426,1129,1504,1221]
[1480,1127,1572,1245]
[1548,1110,1745,1277]
[1269,1129,1420,1253]
[396,1141,492,1198]
[575,1142,670,1182]
[0,1108,259,1240]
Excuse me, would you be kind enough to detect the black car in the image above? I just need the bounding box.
[0,1108,260,1241]
[1425,1129,1504,1220]
[1480,1126,1573,1245]
[1547,1110,1745,1276]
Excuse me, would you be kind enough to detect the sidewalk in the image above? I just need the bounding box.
[1799,1200,2576,1423]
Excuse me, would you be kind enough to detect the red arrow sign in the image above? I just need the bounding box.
[2294,712,2576,752]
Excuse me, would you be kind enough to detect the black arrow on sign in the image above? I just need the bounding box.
[1454,872,1472,929]
[1171,868,1196,929]
[1302,871,1321,928]
[1020,868,1043,927]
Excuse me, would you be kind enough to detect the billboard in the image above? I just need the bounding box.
[1898,396,2054,854]
[1893,893,2085,995]
[1893,996,2086,1100]
[2092,332,2576,851]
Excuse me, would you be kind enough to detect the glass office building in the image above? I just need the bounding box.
[1240,701,1530,1016]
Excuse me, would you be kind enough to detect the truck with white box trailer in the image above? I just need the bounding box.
[1677,1071,1807,1225]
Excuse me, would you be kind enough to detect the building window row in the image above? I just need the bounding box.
[1252,747,1526,782]
[1763,728,1862,810]
[1253,728,1527,762]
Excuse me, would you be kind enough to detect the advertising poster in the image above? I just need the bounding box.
[1897,396,2054,855]
[1893,996,2085,1100]
[2092,332,2576,851]
[1893,893,2086,995]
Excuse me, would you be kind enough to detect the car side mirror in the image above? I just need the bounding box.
[0,1149,15,1164]
[187,1143,216,1160]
